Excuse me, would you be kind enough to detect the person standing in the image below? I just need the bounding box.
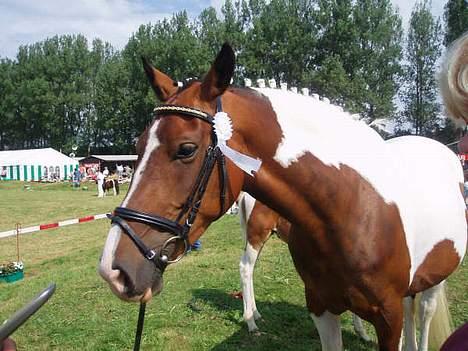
[103,166,109,178]
[116,164,123,179]
[190,239,202,251]
[72,167,81,188]
[97,170,105,198]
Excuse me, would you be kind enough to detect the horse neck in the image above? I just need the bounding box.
[229,88,388,228]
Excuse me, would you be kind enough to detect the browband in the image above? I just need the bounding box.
[153,105,214,125]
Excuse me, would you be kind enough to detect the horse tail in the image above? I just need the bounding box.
[428,283,453,350]
[439,31,468,124]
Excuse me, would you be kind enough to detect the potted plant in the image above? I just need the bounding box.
[0,261,24,283]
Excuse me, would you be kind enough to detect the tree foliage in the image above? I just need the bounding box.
[443,0,468,46]
[398,0,442,136]
[0,0,408,153]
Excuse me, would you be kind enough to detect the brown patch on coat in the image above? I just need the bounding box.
[408,240,461,294]
[246,199,281,250]
[278,157,411,317]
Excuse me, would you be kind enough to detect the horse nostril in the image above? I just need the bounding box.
[114,265,135,293]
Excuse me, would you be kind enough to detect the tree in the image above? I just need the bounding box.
[311,0,403,119]
[241,0,316,85]
[0,59,16,149]
[0,0,408,151]
[195,7,225,65]
[121,12,209,145]
[443,0,468,46]
[399,0,442,136]
[351,0,403,120]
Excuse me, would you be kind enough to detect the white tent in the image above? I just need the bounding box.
[0,148,78,181]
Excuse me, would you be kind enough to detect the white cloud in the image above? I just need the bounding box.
[0,0,172,58]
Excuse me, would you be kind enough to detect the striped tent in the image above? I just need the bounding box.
[0,148,78,181]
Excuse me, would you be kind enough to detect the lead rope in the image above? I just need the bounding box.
[134,303,146,351]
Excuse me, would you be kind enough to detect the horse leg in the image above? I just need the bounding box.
[238,193,276,332]
[310,312,342,351]
[239,241,263,332]
[372,299,404,351]
[303,288,342,351]
[238,194,262,332]
[112,180,116,196]
[352,313,371,342]
[402,296,417,351]
[418,283,445,351]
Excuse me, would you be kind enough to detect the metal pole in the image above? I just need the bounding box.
[15,223,21,262]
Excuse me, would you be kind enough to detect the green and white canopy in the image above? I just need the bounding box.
[0,148,78,181]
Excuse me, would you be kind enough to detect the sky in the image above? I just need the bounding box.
[0,0,448,59]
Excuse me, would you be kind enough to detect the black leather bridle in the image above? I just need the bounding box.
[107,98,228,269]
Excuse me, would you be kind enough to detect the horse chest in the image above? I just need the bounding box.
[287,206,410,314]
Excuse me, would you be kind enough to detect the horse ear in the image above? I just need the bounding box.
[200,43,235,101]
[141,57,177,102]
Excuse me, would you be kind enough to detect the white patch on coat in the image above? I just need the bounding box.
[99,225,122,284]
[238,192,262,331]
[385,136,466,281]
[238,192,256,240]
[239,242,261,332]
[254,88,467,286]
[123,120,160,206]
[310,311,343,351]
[100,120,161,294]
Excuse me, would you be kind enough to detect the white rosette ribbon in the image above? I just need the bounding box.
[213,112,262,176]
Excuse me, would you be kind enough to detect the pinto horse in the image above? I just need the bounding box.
[103,178,119,196]
[238,192,371,341]
[99,37,467,351]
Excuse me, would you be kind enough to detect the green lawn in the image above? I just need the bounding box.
[0,181,124,232]
[0,181,466,350]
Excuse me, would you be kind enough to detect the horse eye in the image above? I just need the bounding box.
[176,143,198,159]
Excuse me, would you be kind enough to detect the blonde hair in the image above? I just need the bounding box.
[439,31,468,126]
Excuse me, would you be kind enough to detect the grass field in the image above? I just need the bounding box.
[0,181,466,350]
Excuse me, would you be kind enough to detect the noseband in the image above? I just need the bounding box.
[108,98,228,268]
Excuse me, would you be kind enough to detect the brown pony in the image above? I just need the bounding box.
[99,38,467,351]
[103,178,119,196]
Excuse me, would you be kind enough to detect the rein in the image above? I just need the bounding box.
[107,97,228,351]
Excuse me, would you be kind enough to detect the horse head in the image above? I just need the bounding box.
[99,44,249,302]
